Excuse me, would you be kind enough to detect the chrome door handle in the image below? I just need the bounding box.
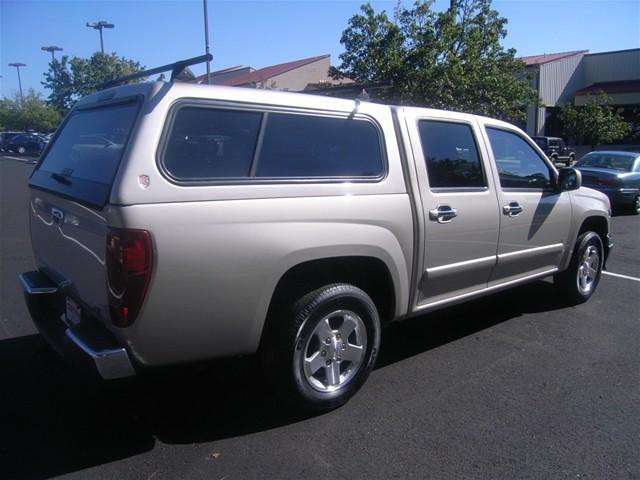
[503,202,523,216]
[429,205,458,224]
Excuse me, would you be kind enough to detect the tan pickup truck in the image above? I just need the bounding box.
[20,69,612,411]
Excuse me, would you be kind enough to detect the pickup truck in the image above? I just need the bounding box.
[20,80,612,411]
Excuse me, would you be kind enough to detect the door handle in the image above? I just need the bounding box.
[429,205,458,224]
[503,202,523,217]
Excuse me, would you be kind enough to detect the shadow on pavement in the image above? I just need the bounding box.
[0,279,568,479]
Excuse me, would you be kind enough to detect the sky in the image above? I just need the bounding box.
[1,0,639,99]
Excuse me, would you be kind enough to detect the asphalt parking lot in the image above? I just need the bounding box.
[0,155,638,480]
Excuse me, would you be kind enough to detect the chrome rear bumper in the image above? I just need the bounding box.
[19,270,136,380]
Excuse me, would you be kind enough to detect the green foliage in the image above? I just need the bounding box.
[559,93,630,146]
[42,52,144,114]
[0,89,61,132]
[335,0,539,123]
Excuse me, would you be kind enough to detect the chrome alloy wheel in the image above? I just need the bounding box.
[577,245,600,295]
[295,309,367,393]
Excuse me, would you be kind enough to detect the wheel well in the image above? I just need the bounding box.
[264,256,396,333]
[578,216,609,257]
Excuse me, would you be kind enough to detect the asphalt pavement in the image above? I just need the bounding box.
[0,156,638,480]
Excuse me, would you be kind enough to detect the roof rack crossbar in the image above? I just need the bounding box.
[98,53,213,90]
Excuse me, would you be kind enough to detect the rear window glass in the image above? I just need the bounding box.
[38,102,138,184]
[576,153,636,172]
[31,101,139,208]
[533,138,547,149]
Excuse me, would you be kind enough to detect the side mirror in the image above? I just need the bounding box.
[557,167,582,191]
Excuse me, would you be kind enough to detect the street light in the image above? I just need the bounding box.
[8,62,26,101]
[203,0,211,84]
[86,21,115,53]
[41,45,63,61]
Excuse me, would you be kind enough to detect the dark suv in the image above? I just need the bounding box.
[532,136,576,166]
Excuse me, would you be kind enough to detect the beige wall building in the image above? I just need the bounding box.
[196,55,348,92]
[521,48,640,141]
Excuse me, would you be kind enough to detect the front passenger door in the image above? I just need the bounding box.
[483,126,572,286]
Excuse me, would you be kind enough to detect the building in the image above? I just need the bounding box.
[196,54,349,91]
[521,48,640,141]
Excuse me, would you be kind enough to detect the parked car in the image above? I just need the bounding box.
[574,150,640,214]
[532,136,576,166]
[20,78,612,411]
[0,131,24,152]
[5,133,48,156]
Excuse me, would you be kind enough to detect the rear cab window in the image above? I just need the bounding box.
[30,99,140,208]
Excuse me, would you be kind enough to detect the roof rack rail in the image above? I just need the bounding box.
[97,53,213,90]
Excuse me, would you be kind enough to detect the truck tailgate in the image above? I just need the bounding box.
[29,189,110,323]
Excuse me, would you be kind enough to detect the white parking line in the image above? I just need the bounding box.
[603,271,640,283]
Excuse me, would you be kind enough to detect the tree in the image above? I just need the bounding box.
[334,0,539,123]
[42,52,144,114]
[559,92,630,147]
[0,89,61,132]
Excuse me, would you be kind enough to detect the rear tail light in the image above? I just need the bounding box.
[106,227,153,327]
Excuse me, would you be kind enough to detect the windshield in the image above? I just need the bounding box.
[576,153,636,172]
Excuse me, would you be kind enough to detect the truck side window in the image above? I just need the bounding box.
[417,120,485,188]
[163,107,263,180]
[256,113,383,178]
[486,128,552,190]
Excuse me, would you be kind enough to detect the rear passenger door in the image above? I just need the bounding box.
[481,125,572,285]
[404,110,501,307]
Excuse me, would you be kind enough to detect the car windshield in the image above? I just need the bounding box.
[576,153,636,172]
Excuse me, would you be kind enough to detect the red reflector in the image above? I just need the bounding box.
[106,228,153,327]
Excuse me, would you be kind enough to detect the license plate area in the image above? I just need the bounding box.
[65,297,82,326]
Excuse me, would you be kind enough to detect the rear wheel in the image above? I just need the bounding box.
[555,231,603,304]
[261,283,381,411]
[17,146,26,155]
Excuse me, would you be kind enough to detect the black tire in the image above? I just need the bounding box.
[555,231,604,304]
[260,283,381,412]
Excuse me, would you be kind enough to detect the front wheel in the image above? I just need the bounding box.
[261,283,381,412]
[17,146,26,155]
[555,231,604,304]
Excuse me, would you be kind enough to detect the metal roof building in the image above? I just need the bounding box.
[522,48,640,140]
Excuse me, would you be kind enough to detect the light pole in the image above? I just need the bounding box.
[8,62,26,101]
[86,21,114,53]
[203,0,211,84]
[41,45,63,61]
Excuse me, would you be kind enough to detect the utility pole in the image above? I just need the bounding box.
[41,45,63,62]
[86,21,115,53]
[8,62,26,102]
[203,0,211,84]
